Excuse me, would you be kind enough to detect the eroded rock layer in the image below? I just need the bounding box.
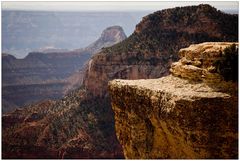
[84,5,238,98]
[109,42,238,159]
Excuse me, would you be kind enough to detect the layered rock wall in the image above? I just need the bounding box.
[109,42,238,159]
[84,5,238,98]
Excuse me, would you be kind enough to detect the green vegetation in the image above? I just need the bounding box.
[213,44,238,82]
[101,5,237,67]
[102,4,237,57]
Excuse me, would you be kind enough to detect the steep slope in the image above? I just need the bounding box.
[2,26,126,113]
[3,90,123,159]
[84,4,238,97]
[2,5,238,159]
[109,42,238,159]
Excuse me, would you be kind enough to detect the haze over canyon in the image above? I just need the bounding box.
[2,2,238,159]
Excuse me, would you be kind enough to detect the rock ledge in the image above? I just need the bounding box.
[109,42,238,159]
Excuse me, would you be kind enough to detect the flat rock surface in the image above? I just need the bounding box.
[111,75,230,100]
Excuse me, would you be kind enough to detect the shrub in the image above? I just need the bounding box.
[213,44,238,82]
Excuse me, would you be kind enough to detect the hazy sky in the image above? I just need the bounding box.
[2,1,239,12]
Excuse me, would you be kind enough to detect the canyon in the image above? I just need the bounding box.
[2,5,238,159]
[2,26,126,113]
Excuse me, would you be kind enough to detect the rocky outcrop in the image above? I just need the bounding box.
[77,26,127,54]
[84,4,238,98]
[109,42,238,159]
[170,42,237,82]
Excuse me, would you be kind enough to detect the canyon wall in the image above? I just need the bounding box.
[2,26,126,113]
[109,42,238,159]
[84,5,238,98]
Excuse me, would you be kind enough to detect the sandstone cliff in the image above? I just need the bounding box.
[84,4,238,98]
[109,42,238,159]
